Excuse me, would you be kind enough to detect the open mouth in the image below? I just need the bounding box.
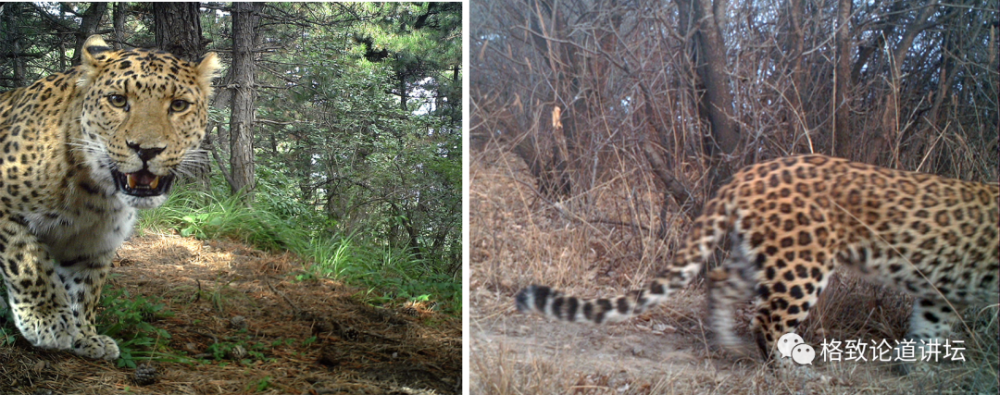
[111,169,174,197]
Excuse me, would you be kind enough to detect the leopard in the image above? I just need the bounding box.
[0,35,219,360]
[516,154,998,370]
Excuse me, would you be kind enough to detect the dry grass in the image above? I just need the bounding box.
[469,146,998,394]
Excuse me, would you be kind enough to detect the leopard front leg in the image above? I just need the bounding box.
[54,253,119,360]
[0,220,119,360]
[0,221,77,354]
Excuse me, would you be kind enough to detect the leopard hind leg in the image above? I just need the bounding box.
[707,231,761,352]
[891,297,962,374]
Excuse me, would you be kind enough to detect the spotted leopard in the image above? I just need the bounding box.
[0,36,219,360]
[517,154,998,366]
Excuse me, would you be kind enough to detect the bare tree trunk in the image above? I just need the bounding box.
[690,0,740,155]
[510,0,577,199]
[833,0,851,157]
[229,2,263,199]
[785,0,805,140]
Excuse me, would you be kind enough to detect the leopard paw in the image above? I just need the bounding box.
[72,333,120,360]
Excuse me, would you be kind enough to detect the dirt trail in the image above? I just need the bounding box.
[469,263,995,395]
[1,235,461,395]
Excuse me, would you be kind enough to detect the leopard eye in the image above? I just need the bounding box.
[170,100,190,112]
[107,95,128,108]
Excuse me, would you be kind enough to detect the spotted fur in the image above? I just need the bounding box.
[517,155,999,365]
[0,36,219,360]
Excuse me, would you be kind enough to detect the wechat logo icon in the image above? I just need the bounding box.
[777,333,815,365]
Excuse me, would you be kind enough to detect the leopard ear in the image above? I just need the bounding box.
[196,52,221,98]
[78,35,112,87]
[81,35,112,65]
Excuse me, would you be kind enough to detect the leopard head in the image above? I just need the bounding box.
[76,35,220,208]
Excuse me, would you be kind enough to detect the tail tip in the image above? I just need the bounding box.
[515,285,536,312]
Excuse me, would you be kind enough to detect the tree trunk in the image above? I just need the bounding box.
[229,2,263,199]
[3,3,27,87]
[112,3,126,50]
[690,0,740,155]
[785,0,805,141]
[154,3,206,61]
[59,31,67,72]
[833,0,852,157]
[398,70,408,111]
[519,0,577,198]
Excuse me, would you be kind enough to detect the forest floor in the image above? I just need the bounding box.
[468,147,997,394]
[1,235,461,395]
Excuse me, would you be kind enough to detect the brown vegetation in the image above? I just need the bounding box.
[469,147,997,394]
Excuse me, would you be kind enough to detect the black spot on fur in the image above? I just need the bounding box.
[789,285,804,299]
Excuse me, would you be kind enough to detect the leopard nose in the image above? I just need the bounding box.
[126,142,166,162]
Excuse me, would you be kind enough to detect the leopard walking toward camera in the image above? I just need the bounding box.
[0,36,219,360]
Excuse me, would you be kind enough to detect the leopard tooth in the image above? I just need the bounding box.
[150,176,160,189]
[127,173,137,189]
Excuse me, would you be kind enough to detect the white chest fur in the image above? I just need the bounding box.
[24,192,136,262]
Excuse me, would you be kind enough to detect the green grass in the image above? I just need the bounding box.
[247,376,273,392]
[138,181,461,314]
[138,186,301,252]
[96,284,180,368]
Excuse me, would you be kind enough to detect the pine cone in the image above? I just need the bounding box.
[230,315,248,331]
[342,327,359,342]
[227,345,248,360]
[133,363,158,386]
[402,307,418,317]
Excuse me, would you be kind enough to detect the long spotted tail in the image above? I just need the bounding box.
[515,279,675,324]
[515,211,727,324]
